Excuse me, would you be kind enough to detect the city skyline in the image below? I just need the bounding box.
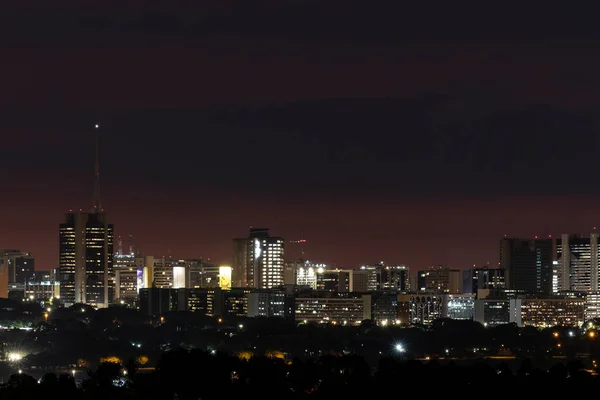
[2,2,600,271]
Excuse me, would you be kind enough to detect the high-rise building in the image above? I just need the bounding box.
[317,269,352,292]
[232,228,285,289]
[113,251,146,303]
[555,233,600,292]
[0,250,35,284]
[59,212,114,307]
[416,265,462,293]
[58,123,114,308]
[462,267,506,294]
[500,237,553,295]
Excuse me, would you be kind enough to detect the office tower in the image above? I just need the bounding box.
[58,124,114,308]
[33,269,56,281]
[59,212,114,307]
[416,265,462,293]
[287,260,329,289]
[317,269,351,292]
[153,257,173,288]
[556,233,600,292]
[500,237,553,295]
[0,250,35,284]
[352,268,379,292]
[463,267,506,293]
[113,249,146,303]
[232,228,285,289]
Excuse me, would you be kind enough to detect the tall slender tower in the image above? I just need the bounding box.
[59,124,114,308]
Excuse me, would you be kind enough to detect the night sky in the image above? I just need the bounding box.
[2,1,600,271]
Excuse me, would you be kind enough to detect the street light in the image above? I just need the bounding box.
[395,344,405,353]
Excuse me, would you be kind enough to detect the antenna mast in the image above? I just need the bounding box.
[93,123,102,212]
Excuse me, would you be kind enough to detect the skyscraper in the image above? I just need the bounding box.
[58,124,114,308]
[0,250,35,284]
[59,211,114,307]
[555,233,600,292]
[232,228,285,289]
[499,237,553,295]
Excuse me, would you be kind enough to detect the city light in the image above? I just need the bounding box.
[8,352,23,362]
[395,344,405,353]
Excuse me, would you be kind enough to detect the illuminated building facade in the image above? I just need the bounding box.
[417,266,462,294]
[380,265,410,291]
[473,299,512,327]
[139,287,179,316]
[7,281,60,302]
[0,250,35,284]
[295,293,371,325]
[180,288,218,316]
[289,261,329,289]
[370,291,399,325]
[500,237,553,295]
[152,258,174,288]
[518,297,585,328]
[220,288,251,317]
[585,292,600,320]
[59,212,114,307]
[442,293,475,320]
[462,267,505,294]
[113,252,145,302]
[352,267,378,292]
[555,233,600,293]
[398,294,444,326]
[187,260,219,289]
[316,269,351,292]
[232,228,285,289]
[247,290,286,317]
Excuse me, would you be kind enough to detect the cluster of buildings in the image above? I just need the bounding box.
[5,200,600,331]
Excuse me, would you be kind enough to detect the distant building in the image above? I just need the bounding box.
[9,281,61,303]
[473,299,513,327]
[586,292,600,320]
[139,288,179,316]
[232,228,285,289]
[555,234,600,293]
[500,237,553,295]
[295,292,371,325]
[398,293,444,326]
[518,297,585,328]
[370,291,400,325]
[113,252,146,303]
[316,269,351,292]
[59,212,114,307]
[417,266,462,294]
[219,288,251,317]
[33,269,56,282]
[352,267,379,292]
[463,267,506,294]
[286,260,329,289]
[0,250,35,284]
[442,293,475,320]
[247,290,286,317]
[380,265,410,291]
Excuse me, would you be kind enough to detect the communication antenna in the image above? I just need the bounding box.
[93,123,102,212]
